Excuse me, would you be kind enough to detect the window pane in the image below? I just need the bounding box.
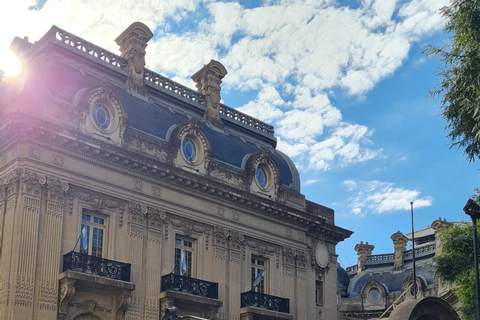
[80,212,105,258]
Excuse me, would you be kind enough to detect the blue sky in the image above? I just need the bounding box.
[0,0,478,269]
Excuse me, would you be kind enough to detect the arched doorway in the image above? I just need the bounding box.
[388,297,460,320]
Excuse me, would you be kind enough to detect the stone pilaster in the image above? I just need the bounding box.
[295,250,308,320]
[228,231,244,316]
[354,241,374,274]
[143,208,163,320]
[191,60,228,129]
[391,231,408,271]
[125,202,147,320]
[115,22,153,95]
[282,247,296,317]
[35,178,68,318]
[6,170,45,320]
[0,169,21,318]
[213,226,228,317]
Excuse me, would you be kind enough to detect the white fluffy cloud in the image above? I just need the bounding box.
[345,180,433,215]
[0,0,445,203]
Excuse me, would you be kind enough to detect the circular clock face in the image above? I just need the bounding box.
[316,243,329,268]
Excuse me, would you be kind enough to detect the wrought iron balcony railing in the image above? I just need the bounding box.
[161,273,219,299]
[63,251,131,282]
[241,290,290,314]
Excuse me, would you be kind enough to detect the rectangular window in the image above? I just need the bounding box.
[80,212,105,258]
[174,236,194,277]
[251,256,266,293]
[316,281,323,305]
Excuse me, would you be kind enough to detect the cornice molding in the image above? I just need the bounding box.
[1,122,351,242]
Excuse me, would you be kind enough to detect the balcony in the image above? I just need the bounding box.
[161,273,218,299]
[160,273,222,318]
[62,250,131,281]
[241,290,290,313]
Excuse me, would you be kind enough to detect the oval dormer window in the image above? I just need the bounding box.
[256,167,267,189]
[182,138,197,162]
[92,103,111,130]
[368,288,380,302]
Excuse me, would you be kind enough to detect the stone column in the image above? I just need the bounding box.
[191,60,228,129]
[35,178,69,318]
[391,231,408,271]
[354,241,374,274]
[115,22,153,96]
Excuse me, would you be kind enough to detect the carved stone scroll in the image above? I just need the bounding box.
[191,60,228,129]
[115,22,153,95]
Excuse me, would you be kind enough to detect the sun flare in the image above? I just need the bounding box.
[1,50,21,77]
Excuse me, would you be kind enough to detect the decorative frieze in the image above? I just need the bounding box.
[247,240,279,268]
[129,202,148,225]
[52,154,65,167]
[124,132,168,162]
[22,170,46,196]
[46,178,69,203]
[28,146,41,160]
[146,207,166,230]
[73,300,111,314]
[213,226,228,260]
[209,163,245,187]
[169,217,211,249]
[3,169,20,196]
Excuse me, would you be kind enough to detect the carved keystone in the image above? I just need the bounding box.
[391,231,408,271]
[191,60,228,129]
[354,241,374,274]
[115,22,153,95]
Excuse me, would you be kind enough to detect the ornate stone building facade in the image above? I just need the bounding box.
[337,218,460,320]
[0,22,352,320]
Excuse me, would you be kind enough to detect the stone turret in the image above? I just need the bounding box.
[391,231,408,271]
[115,22,153,95]
[354,241,374,274]
[191,60,228,129]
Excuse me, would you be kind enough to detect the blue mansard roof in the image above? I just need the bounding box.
[19,26,300,192]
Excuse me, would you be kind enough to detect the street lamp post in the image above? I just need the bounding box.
[411,202,417,299]
[463,198,480,320]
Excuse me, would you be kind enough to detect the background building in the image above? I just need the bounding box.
[337,218,460,320]
[0,22,352,320]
